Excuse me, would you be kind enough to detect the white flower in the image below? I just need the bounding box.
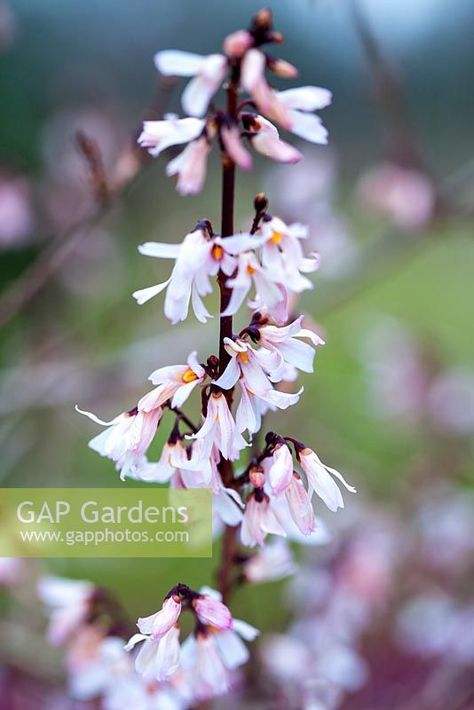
[138,352,206,412]
[138,116,205,158]
[133,226,255,323]
[264,442,294,496]
[76,405,162,480]
[38,575,93,646]
[155,50,227,118]
[245,114,302,164]
[126,625,181,682]
[258,216,320,292]
[235,379,301,437]
[125,597,182,682]
[284,475,317,535]
[166,135,211,195]
[257,315,325,377]
[273,86,332,143]
[298,447,356,512]
[190,391,248,461]
[243,539,297,583]
[180,617,259,701]
[221,250,285,317]
[241,493,286,547]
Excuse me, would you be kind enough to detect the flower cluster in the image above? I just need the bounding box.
[74,9,355,708]
[139,8,331,194]
[125,584,258,701]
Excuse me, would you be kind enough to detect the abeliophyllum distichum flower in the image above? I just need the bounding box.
[76,9,355,705]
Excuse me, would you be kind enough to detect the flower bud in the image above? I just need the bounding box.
[223,29,253,58]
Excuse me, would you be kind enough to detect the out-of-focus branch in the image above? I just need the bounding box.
[0,77,175,331]
[350,0,424,172]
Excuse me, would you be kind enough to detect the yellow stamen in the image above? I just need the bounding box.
[246,264,255,275]
[212,244,224,261]
[270,230,283,244]
[239,352,249,364]
[182,368,199,383]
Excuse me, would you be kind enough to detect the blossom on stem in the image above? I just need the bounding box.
[265,442,294,496]
[221,250,285,317]
[244,114,303,164]
[76,405,162,480]
[190,391,248,461]
[298,447,356,512]
[138,116,205,158]
[154,50,227,118]
[285,475,317,535]
[133,225,255,322]
[241,492,286,547]
[257,315,325,377]
[138,351,206,411]
[193,594,233,630]
[258,216,321,291]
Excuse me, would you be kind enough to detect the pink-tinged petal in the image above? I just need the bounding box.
[154,50,205,76]
[232,618,260,641]
[132,279,171,305]
[221,124,252,170]
[213,356,241,390]
[269,444,294,496]
[299,448,353,512]
[215,630,249,668]
[278,86,332,111]
[137,596,181,639]
[251,117,302,164]
[268,58,298,79]
[285,476,316,535]
[138,242,181,259]
[193,595,233,630]
[182,54,227,117]
[75,405,122,427]
[166,137,210,195]
[241,48,266,92]
[124,632,147,651]
[287,109,328,145]
[223,29,253,58]
[138,117,205,156]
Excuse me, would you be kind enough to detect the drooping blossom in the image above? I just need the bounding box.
[241,492,286,547]
[154,51,227,118]
[192,592,233,630]
[265,442,294,496]
[190,391,248,461]
[257,216,321,292]
[221,250,285,317]
[138,351,206,412]
[125,596,182,682]
[133,225,256,322]
[76,405,162,480]
[243,114,303,164]
[38,575,94,646]
[254,314,325,377]
[243,539,297,583]
[298,447,356,512]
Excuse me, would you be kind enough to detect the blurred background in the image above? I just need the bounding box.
[0,0,473,708]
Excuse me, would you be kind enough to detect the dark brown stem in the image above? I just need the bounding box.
[216,69,240,605]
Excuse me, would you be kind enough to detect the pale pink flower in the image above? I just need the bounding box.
[241,493,286,547]
[243,539,297,583]
[76,405,162,480]
[221,250,285,317]
[125,625,181,682]
[258,216,320,291]
[274,86,332,143]
[285,475,317,535]
[138,351,206,412]
[137,596,182,639]
[138,116,205,158]
[245,114,303,164]
[356,162,435,230]
[190,391,248,461]
[133,226,254,322]
[38,576,93,647]
[155,50,227,117]
[220,122,252,170]
[298,447,356,512]
[236,380,302,437]
[223,29,253,58]
[193,594,233,630]
[265,443,294,496]
[258,315,325,377]
[241,49,292,127]
[180,613,259,700]
[166,135,211,195]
